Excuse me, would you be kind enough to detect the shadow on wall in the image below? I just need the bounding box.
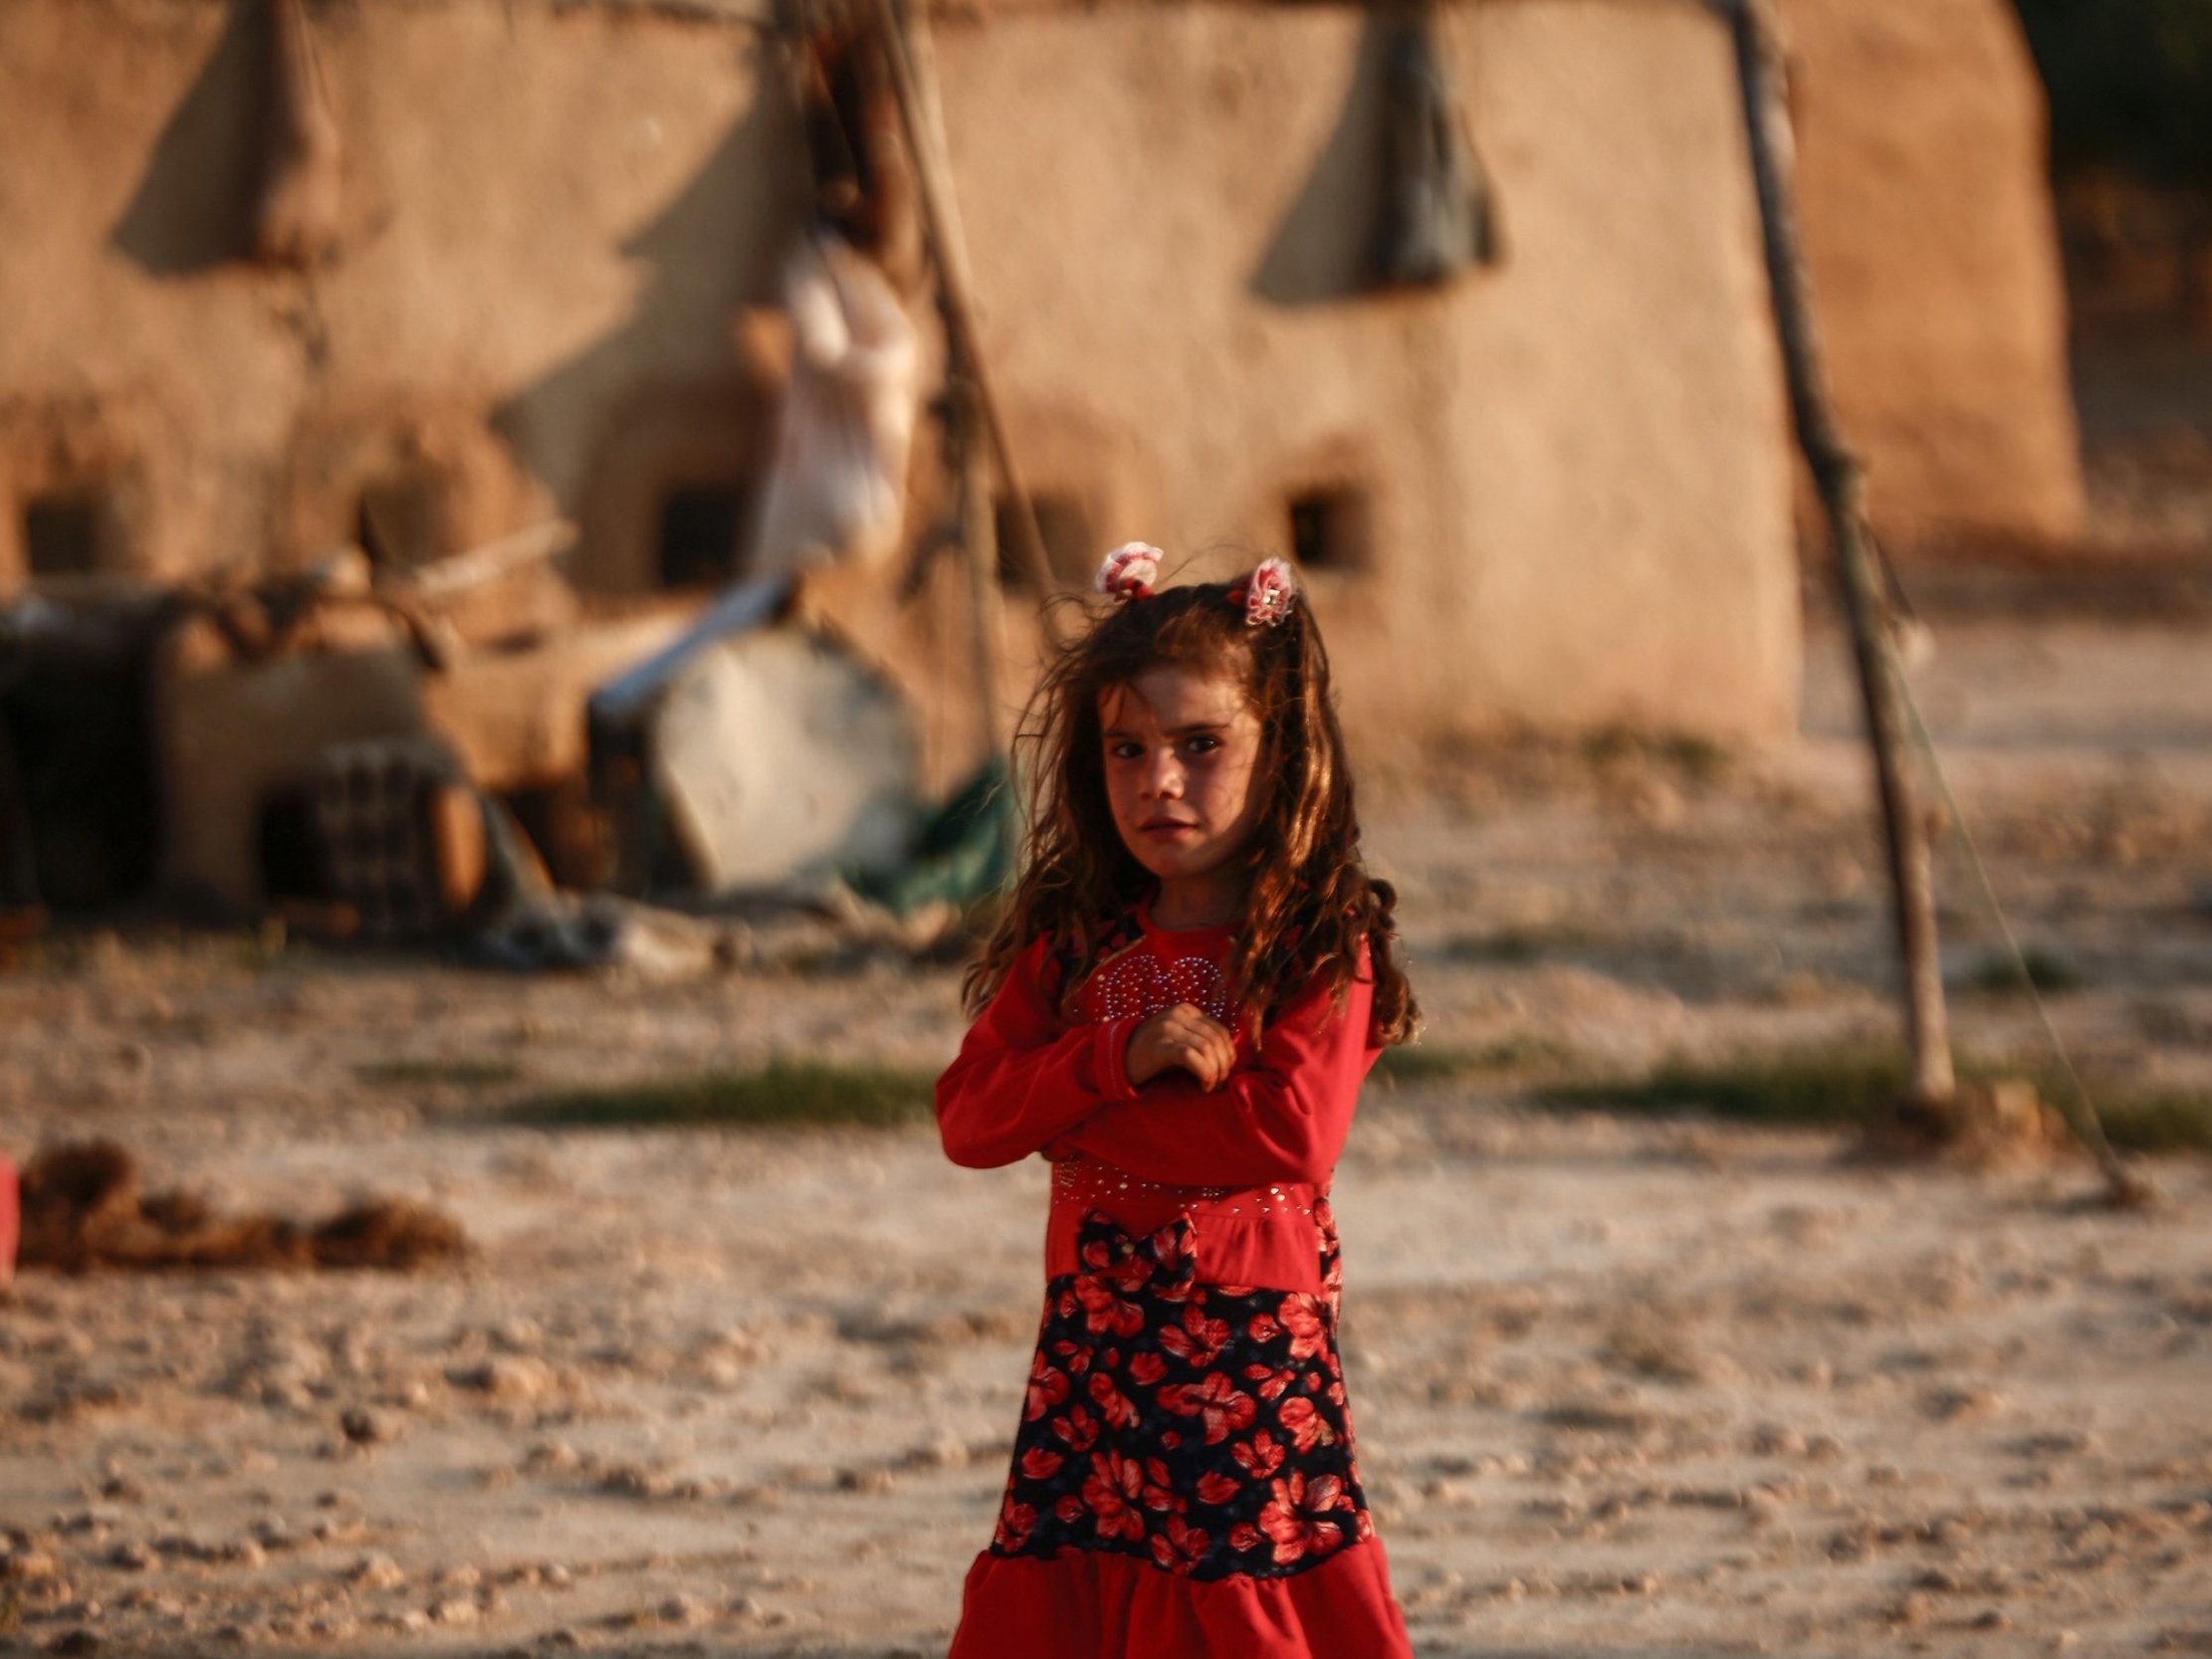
[110,0,273,277]
[1249,9,1394,308]
[493,50,809,551]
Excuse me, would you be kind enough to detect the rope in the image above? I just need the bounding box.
[1890,654,2162,1206]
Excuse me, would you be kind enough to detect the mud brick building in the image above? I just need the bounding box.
[0,0,2082,907]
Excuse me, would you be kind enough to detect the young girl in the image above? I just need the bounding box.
[935,543,1419,1658]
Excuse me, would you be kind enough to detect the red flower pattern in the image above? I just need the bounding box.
[1276,1394,1333,1454]
[1052,1338,1093,1376]
[1196,1470,1242,1506]
[1230,1431,1286,1480]
[1024,1352,1068,1422]
[1088,1370,1138,1430]
[990,1212,1374,1582]
[1074,1278,1145,1338]
[1278,1294,1327,1360]
[1140,1458,1182,1514]
[1050,1404,1100,1452]
[1083,1450,1148,1542]
[1156,1371,1255,1446]
[1159,1304,1231,1367]
[995,1496,1036,1552]
[1258,1471,1349,1566]
[1244,1361,1297,1401]
[1149,1514,1212,1572]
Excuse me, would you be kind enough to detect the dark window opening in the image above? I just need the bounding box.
[356,472,450,570]
[0,640,160,911]
[995,494,1096,591]
[656,484,750,590]
[256,787,333,904]
[1287,488,1370,572]
[24,488,116,577]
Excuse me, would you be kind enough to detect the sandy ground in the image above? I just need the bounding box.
[4,610,2212,1659]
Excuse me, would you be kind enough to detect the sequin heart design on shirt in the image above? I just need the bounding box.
[1094,950,1230,1024]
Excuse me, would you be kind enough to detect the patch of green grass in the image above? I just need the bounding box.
[510,1058,937,1131]
[1956,945,2087,996]
[1439,925,1605,965]
[2091,1088,2212,1153]
[1537,1043,2212,1152]
[1578,726,1732,783]
[1540,1044,1907,1127]
[1657,733,1732,784]
[356,1058,524,1090]
[1375,1034,1574,1083]
[1441,929,1544,965]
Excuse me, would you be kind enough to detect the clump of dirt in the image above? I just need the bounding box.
[16,1138,467,1272]
[1855,1078,2076,1170]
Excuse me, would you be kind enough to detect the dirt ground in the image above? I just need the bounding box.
[4,601,2212,1659]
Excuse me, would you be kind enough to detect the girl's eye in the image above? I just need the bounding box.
[1183,734,1219,756]
[1107,740,1143,761]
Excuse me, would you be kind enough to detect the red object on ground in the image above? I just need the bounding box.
[0,1153,19,1288]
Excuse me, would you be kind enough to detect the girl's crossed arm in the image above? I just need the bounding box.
[1060,959,1378,1189]
[934,937,1145,1168]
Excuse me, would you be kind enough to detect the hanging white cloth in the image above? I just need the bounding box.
[748,231,921,577]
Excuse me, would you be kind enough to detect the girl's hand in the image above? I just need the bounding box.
[1125,1004,1237,1091]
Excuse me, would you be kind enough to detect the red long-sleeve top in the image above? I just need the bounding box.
[935,907,1379,1293]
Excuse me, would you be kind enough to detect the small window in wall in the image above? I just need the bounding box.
[356,472,451,570]
[256,787,332,905]
[656,483,752,589]
[994,494,1096,591]
[23,487,119,577]
[1287,487,1370,572]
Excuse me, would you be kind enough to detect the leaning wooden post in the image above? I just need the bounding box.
[1722,0,1956,1105]
[949,367,1008,757]
[871,0,1056,597]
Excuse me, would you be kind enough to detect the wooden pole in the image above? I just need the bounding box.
[949,370,1008,757]
[1722,0,1955,1104]
[871,0,1056,597]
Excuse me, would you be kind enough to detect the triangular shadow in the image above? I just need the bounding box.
[492,54,808,481]
[1248,9,1397,309]
[111,1,271,277]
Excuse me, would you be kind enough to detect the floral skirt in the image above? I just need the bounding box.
[948,1206,1412,1659]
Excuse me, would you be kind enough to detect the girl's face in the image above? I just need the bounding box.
[1097,662,1265,920]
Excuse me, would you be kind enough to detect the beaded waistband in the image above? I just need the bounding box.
[1049,1154,1321,1219]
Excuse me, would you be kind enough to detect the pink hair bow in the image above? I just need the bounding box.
[1094,541,1162,603]
[1229,557,1296,628]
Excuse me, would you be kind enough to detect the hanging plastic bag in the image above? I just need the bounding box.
[749,231,921,576]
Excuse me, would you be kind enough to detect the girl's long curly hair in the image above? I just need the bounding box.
[964,573,1418,1047]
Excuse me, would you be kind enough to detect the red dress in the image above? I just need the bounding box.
[935,907,1414,1659]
